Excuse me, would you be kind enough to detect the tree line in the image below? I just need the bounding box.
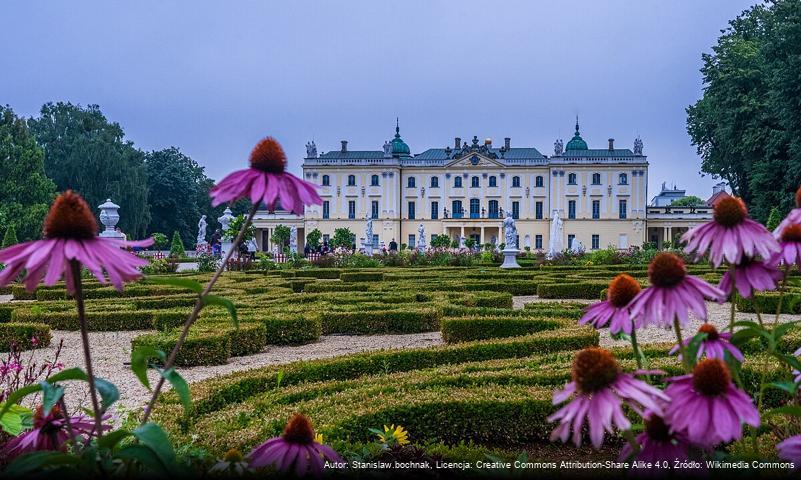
[0,102,248,246]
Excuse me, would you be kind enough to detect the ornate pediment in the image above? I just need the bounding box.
[446,153,503,168]
[449,135,500,161]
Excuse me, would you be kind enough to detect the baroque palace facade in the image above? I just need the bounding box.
[253,120,671,253]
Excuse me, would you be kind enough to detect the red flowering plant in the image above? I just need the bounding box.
[553,188,801,470]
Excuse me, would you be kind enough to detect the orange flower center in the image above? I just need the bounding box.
[282,413,315,444]
[713,197,748,227]
[795,186,801,208]
[644,415,672,442]
[782,224,801,243]
[698,323,720,341]
[43,190,98,240]
[249,137,286,174]
[607,273,641,308]
[571,347,621,394]
[692,359,731,397]
[648,252,687,288]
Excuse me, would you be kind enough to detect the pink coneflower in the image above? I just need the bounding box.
[669,323,744,362]
[629,252,725,328]
[580,274,642,335]
[664,359,759,447]
[773,187,801,239]
[774,223,801,268]
[1,405,105,459]
[0,191,152,294]
[777,435,801,467]
[682,196,779,268]
[718,257,781,298]
[209,137,322,214]
[248,414,343,477]
[548,348,669,449]
[619,413,693,466]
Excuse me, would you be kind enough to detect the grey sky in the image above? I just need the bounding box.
[2,0,757,201]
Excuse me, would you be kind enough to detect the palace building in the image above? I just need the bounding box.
[251,120,674,253]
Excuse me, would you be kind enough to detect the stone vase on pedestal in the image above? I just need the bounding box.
[500,248,521,269]
[97,199,124,240]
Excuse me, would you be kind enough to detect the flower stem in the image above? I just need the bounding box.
[728,263,736,334]
[622,429,641,457]
[672,317,688,372]
[69,260,104,439]
[773,265,790,327]
[630,320,643,371]
[141,203,259,424]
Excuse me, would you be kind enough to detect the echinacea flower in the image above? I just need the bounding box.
[773,187,801,239]
[210,449,251,476]
[248,414,342,477]
[548,348,669,449]
[619,413,693,467]
[682,196,779,268]
[774,223,801,269]
[664,359,759,447]
[210,137,322,214]
[777,435,801,467]
[1,405,108,459]
[580,273,642,334]
[0,191,152,294]
[718,257,781,298]
[669,323,744,362]
[629,252,725,329]
[374,424,410,447]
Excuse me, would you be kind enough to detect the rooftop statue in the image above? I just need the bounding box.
[305,141,317,158]
[634,136,644,155]
[554,139,564,156]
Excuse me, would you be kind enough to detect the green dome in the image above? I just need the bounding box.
[565,118,588,151]
[391,121,411,157]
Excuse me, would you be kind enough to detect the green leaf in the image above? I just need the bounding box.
[160,368,192,415]
[94,377,120,412]
[131,346,167,390]
[766,381,799,395]
[98,429,133,450]
[201,294,238,328]
[730,328,761,346]
[276,370,284,389]
[764,405,801,418]
[116,444,170,477]
[133,423,177,471]
[39,381,65,416]
[775,353,801,371]
[773,320,801,340]
[47,366,89,383]
[684,332,708,367]
[0,404,32,436]
[4,451,82,476]
[144,276,203,293]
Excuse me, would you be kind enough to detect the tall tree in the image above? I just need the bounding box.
[687,1,801,221]
[28,102,150,237]
[0,106,56,241]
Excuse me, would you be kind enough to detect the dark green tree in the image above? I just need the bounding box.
[671,196,705,207]
[169,231,185,258]
[2,225,19,248]
[331,227,354,249]
[306,228,322,250]
[271,225,291,250]
[28,102,150,237]
[430,234,451,248]
[0,106,56,241]
[766,206,782,232]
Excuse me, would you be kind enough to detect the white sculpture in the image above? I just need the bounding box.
[383,141,392,157]
[503,212,517,250]
[197,215,208,246]
[417,224,426,250]
[570,238,585,254]
[97,199,123,239]
[290,225,298,254]
[547,211,564,259]
[217,207,235,257]
[362,215,374,255]
[633,136,644,155]
[459,235,466,249]
[305,141,317,158]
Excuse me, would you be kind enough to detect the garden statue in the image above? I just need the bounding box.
[197,215,208,246]
[570,238,585,254]
[459,235,466,249]
[217,207,235,258]
[290,225,298,254]
[363,215,374,255]
[547,210,564,259]
[501,211,520,268]
[97,198,123,239]
[417,224,426,250]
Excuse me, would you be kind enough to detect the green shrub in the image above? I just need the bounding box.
[169,231,185,258]
[262,315,321,345]
[537,282,608,299]
[227,324,267,356]
[13,309,155,331]
[321,308,441,334]
[0,306,13,323]
[2,225,18,248]
[132,331,231,367]
[0,323,51,351]
[736,292,801,314]
[339,271,385,282]
[441,316,563,343]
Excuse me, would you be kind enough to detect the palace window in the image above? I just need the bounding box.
[408,201,416,220]
[568,200,576,219]
[489,176,497,187]
[430,176,439,188]
[535,201,542,219]
[323,234,330,244]
[619,173,628,185]
[408,234,415,248]
[348,200,356,219]
[512,201,520,220]
[371,200,379,219]
[488,200,499,218]
[568,173,577,185]
[454,176,463,188]
[535,234,543,249]
[619,199,627,219]
[322,175,330,186]
[452,200,463,218]
[322,201,330,219]
[347,175,356,186]
[592,200,600,219]
[592,234,600,250]
[470,198,480,219]
[471,176,480,188]
[431,201,439,220]
[592,173,601,185]
[535,176,544,187]
[371,174,380,186]
[568,234,575,249]
[512,176,521,188]
[407,177,416,188]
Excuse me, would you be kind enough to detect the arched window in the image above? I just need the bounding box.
[512,176,521,188]
[430,176,439,188]
[407,177,416,188]
[489,176,497,187]
[619,173,628,185]
[371,174,380,186]
[322,175,330,186]
[568,173,577,185]
[592,173,601,185]
[347,175,356,186]
[535,176,543,187]
[471,176,480,188]
[454,176,463,188]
